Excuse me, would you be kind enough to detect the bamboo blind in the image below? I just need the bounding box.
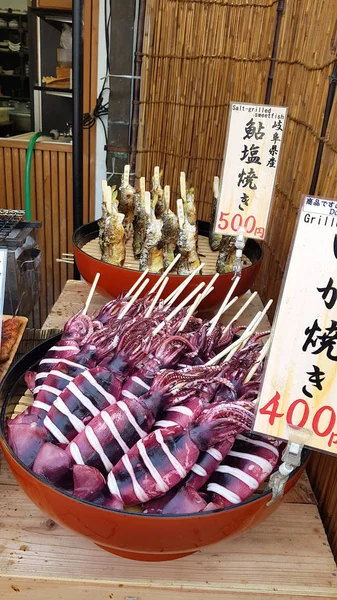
[136,0,337,307]
[136,0,277,220]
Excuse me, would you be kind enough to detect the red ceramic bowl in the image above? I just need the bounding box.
[0,338,308,562]
[73,221,263,310]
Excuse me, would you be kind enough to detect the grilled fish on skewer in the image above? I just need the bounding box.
[100,184,126,267]
[176,197,201,276]
[162,185,178,269]
[152,166,164,218]
[216,235,238,274]
[133,177,147,259]
[209,176,222,251]
[185,187,197,227]
[140,192,164,273]
[119,165,135,241]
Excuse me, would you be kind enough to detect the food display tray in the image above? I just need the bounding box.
[0,281,336,599]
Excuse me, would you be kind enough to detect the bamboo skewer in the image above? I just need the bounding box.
[125,268,150,298]
[178,285,215,332]
[145,276,169,318]
[56,258,74,264]
[205,299,272,366]
[148,253,181,296]
[224,311,262,362]
[221,291,258,333]
[164,262,205,307]
[207,275,241,335]
[117,278,150,320]
[152,281,206,336]
[82,273,101,316]
[244,339,271,384]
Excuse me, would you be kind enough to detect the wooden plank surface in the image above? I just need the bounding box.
[0,460,335,600]
[42,280,270,331]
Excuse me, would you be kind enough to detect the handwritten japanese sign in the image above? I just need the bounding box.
[214,102,287,240]
[254,196,337,454]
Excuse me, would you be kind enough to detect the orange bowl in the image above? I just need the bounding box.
[0,337,309,562]
[73,221,263,309]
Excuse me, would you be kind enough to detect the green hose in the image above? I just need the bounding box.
[25,132,49,220]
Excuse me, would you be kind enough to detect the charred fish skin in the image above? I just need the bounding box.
[100,186,126,267]
[140,194,164,274]
[119,171,135,241]
[151,167,165,219]
[176,221,201,275]
[209,176,222,251]
[162,209,179,269]
[133,192,147,259]
[216,235,237,274]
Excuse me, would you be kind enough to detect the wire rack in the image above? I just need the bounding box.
[0,210,26,243]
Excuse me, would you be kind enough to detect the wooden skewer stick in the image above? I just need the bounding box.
[178,285,215,332]
[180,172,187,202]
[152,282,206,336]
[221,291,258,332]
[153,166,160,187]
[238,298,273,351]
[222,298,273,363]
[202,273,220,298]
[244,339,271,384]
[124,268,150,298]
[224,311,262,362]
[102,180,111,213]
[124,164,130,186]
[145,277,169,318]
[62,252,74,257]
[164,262,205,307]
[207,275,241,335]
[117,278,150,320]
[205,315,260,367]
[82,273,101,315]
[56,258,74,264]
[176,198,185,229]
[148,253,182,296]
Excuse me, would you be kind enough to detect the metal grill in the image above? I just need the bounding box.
[0,210,26,243]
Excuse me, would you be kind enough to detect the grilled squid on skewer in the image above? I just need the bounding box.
[139,191,164,273]
[119,165,135,241]
[99,183,126,267]
[133,177,147,259]
[162,185,178,269]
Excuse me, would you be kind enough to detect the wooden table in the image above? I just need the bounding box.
[0,281,336,599]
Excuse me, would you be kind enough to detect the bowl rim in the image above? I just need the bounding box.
[72,219,263,279]
[0,334,309,520]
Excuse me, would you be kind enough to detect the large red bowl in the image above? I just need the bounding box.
[73,221,263,309]
[0,337,308,562]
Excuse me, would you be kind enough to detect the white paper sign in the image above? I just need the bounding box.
[214,102,287,240]
[0,248,7,345]
[254,195,337,454]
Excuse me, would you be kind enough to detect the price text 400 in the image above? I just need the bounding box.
[259,392,337,447]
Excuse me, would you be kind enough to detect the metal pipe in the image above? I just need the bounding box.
[72,0,84,279]
[265,0,284,104]
[309,61,337,194]
[129,0,147,181]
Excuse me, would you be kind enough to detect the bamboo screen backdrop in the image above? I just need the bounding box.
[135,0,337,557]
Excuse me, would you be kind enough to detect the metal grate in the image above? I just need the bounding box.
[0,210,26,243]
